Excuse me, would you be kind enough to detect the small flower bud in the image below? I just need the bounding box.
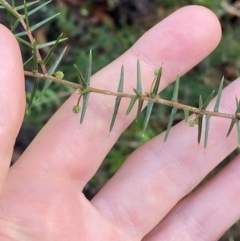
[73,105,81,113]
[54,71,64,79]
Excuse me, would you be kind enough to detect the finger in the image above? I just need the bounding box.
[12,6,221,186]
[0,25,25,193]
[143,153,240,241]
[91,76,240,239]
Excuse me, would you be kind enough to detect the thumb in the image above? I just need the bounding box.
[0,25,25,194]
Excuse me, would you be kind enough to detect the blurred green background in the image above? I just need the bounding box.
[2,0,240,240]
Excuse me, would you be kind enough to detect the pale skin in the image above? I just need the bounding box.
[0,5,239,241]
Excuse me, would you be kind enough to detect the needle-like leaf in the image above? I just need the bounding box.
[126,63,141,115]
[27,40,39,110]
[151,66,162,97]
[198,116,203,144]
[117,65,124,92]
[74,64,87,87]
[235,99,240,147]
[15,1,39,10]
[163,75,180,142]
[38,46,67,100]
[227,97,240,137]
[11,19,20,32]
[7,9,13,28]
[110,97,121,132]
[129,89,144,119]
[164,108,177,142]
[136,99,144,121]
[137,59,142,93]
[80,50,93,123]
[30,13,61,32]
[171,75,180,102]
[28,0,51,16]
[184,108,189,123]
[214,76,224,112]
[43,33,64,65]
[126,59,144,118]
[136,59,143,121]
[142,101,154,136]
[109,65,124,131]
[126,96,137,115]
[227,119,236,137]
[237,97,240,113]
[198,96,203,144]
[202,90,215,110]
[27,79,39,111]
[199,90,216,147]
[204,115,211,149]
[32,40,38,71]
[85,49,92,85]
[0,2,19,18]
[11,0,15,8]
[23,0,30,30]
[80,92,90,124]
[133,88,142,97]
[23,56,33,66]
[236,120,240,148]
[47,46,67,75]
[15,35,33,48]
[15,13,61,37]
[199,95,203,109]
[37,38,67,49]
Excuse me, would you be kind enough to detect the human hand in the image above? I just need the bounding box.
[0,5,238,241]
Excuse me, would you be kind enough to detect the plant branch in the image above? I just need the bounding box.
[2,0,240,146]
[0,0,47,74]
[24,70,239,121]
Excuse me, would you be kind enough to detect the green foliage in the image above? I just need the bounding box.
[110,65,124,131]
[80,50,92,124]
[126,59,143,118]
[1,0,238,146]
[1,1,240,239]
[164,75,180,142]
[38,46,68,100]
[142,101,154,136]
[214,76,224,112]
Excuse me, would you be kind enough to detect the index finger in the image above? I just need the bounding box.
[0,25,25,193]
